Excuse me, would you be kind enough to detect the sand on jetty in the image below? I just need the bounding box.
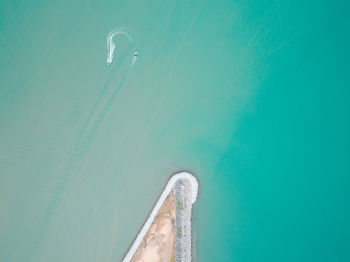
[131,192,176,262]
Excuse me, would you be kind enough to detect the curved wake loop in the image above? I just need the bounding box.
[107,28,139,67]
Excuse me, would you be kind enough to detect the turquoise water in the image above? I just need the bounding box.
[1,0,349,261]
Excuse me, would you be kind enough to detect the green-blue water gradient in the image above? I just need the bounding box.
[0,0,349,261]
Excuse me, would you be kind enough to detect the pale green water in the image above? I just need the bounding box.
[1,0,350,261]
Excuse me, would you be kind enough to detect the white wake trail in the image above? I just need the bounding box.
[106,28,134,66]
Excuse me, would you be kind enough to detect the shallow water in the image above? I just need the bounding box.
[1,0,350,261]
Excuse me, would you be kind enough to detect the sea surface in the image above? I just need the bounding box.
[1,0,349,261]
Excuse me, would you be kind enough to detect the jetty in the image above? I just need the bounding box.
[122,171,199,262]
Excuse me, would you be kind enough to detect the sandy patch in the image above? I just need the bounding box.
[131,191,175,262]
